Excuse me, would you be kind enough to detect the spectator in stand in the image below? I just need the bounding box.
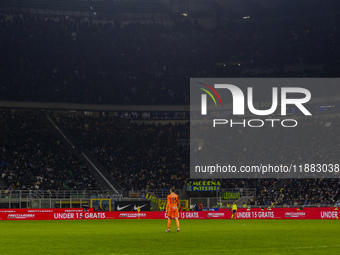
[199,202,203,211]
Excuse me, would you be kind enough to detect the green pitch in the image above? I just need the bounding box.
[0,219,339,255]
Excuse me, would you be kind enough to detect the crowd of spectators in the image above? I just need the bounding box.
[255,178,340,206]
[57,114,190,191]
[1,12,340,104]
[0,111,100,190]
[194,116,340,205]
[57,113,340,205]
[193,117,340,168]
[1,110,339,205]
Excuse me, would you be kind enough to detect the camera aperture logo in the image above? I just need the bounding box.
[197,82,223,113]
[197,82,312,128]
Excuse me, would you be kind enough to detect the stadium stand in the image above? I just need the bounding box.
[0,110,339,205]
[0,110,101,190]
[1,12,340,104]
[255,178,340,206]
[2,0,165,13]
[194,117,340,205]
[53,113,339,205]
[56,115,190,191]
[0,1,340,208]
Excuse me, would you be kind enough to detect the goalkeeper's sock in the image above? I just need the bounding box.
[168,219,171,229]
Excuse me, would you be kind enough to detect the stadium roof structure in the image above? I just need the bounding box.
[1,0,338,20]
[213,0,340,17]
[1,0,166,13]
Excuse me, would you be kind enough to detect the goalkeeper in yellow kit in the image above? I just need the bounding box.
[231,202,237,219]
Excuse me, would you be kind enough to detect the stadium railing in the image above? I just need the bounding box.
[0,190,123,209]
[0,190,123,200]
[0,189,178,209]
[121,189,177,199]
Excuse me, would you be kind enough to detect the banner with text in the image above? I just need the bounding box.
[187,180,221,191]
[0,208,338,220]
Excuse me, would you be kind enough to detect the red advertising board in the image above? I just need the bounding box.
[0,208,338,220]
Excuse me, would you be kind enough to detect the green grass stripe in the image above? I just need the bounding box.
[0,219,339,255]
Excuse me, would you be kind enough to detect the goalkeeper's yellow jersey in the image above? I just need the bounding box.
[232,204,237,211]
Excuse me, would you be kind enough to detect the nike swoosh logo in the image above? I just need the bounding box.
[117,204,131,211]
[134,204,148,211]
